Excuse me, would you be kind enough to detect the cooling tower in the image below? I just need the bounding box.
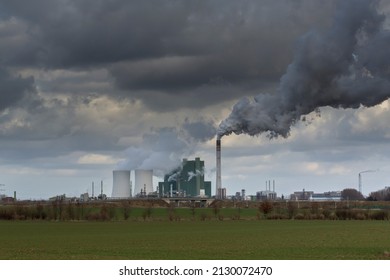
[134,169,153,196]
[112,170,131,198]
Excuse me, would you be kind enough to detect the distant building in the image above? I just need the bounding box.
[257,180,277,201]
[1,196,15,203]
[49,194,67,202]
[311,191,341,201]
[158,157,212,197]
[216,187,226,199]
[256,190,277,201]
[80,193,89,202]
[290,189,341,201]
[290,189,314,200]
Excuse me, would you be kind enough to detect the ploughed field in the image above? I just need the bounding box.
[1,219,389,259]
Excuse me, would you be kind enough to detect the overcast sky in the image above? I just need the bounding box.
[1,0,390,199]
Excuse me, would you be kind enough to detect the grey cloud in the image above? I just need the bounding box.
[0,96,122,162]
[357,31,390,78]
[182,118,216,142]
[1,0,203,67]
[0,0,339,110]
[0,67,36,111]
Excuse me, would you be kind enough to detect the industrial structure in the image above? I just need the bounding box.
[134,169,153,196]
[256,180,277,200]
[290,189,341,201]
[111,170,131,198]
[158,157,211,197]
[216,139,222,199]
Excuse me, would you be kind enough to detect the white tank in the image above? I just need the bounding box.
[134,169,153,196]
[112,170,131,198]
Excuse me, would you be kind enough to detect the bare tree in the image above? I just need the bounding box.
[341,188,364,201]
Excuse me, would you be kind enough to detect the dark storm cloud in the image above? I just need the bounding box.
[356,31,390,78]
[182,118,216,142]
[0,67,36,110]
[0,0,338,109]
[0,0,209,67]
[0,93,125,163]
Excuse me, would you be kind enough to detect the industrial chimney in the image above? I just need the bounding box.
[216,138,222,199]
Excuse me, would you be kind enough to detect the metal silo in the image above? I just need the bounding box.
[112,170,131,198]
[134,169,153,196]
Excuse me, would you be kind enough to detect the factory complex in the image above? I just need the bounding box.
[111,157,211,199]
[1,140,387,203]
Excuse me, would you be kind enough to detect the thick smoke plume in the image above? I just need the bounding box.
[218,0,390,139]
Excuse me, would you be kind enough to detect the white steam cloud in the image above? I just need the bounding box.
[118,120,215,177]
[187,168,205,181]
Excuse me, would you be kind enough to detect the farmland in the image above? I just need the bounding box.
[1,219,390,260]
[1,200,390,259]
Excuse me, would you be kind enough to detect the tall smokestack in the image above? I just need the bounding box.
[216,138,222,199]
[273,180,275,192]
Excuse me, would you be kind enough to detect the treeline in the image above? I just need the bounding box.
[256,200,390,221]
[367,187,390,201]
[0,201,120,221]
[0,200,390,221]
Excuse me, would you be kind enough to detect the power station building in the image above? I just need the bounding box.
[158,157,212,197]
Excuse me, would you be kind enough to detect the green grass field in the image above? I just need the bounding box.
[1,219,390,260]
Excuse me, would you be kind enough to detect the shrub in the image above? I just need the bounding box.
[259,200,273,217]
[316,214,325,220]
[200,212,208,221]
[231,214,241,220]
[66,202,75,220]
[142,207,152,221]
[212,203,221,217]
[0,208,13,220]
[99,205,110,221]
[190,206,196,220]
[167,205,176,221]
[287,201,298,219]
[322,209,331,219]
[335,209,349,220]
[123,203,131,220]
[86,212,103,221]
[354,212,367,220]
[328,212,337,220]
[310,202,320,215]
[349,210,367,220]
[267,214,287,220]
[369,210,389,220]
[294,213,305,220]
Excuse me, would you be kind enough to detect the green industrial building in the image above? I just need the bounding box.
[158,157,212,197]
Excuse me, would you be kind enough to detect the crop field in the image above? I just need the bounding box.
[1,219,390,260]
